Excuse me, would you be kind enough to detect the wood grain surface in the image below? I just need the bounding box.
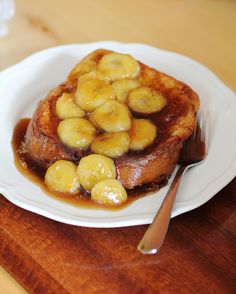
[0,179,235,294]
[0,0,236,293]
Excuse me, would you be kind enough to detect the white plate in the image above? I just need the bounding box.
[0,41,236,227]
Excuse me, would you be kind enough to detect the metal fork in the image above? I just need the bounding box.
[137,111,210,254]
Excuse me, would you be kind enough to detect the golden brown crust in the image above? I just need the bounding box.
[25,49,200,189]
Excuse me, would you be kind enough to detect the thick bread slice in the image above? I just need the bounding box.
[25,49,199,189]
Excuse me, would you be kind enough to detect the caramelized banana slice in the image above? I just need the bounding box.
[69,59,97,77]
[56,93,85,119]
[77,154,116,191]
[76,79,115,112]
[98,52,140,81]
[129,119,157,151]
[91,132,130,158]
[78,70,109,84]
[127,87,167,114]
[160,75,176,89]
[57,118,96,148]
[90,100,131,132]
[45,160,80,193]
[112,79,140,103]
[91,179,127,206]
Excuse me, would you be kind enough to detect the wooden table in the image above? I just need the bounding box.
[0,0,235,293]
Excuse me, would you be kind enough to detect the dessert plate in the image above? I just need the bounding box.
[0,41,236,227]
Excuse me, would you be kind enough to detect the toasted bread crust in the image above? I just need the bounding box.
[25,49,199,189]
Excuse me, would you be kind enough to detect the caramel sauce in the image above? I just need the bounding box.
[12,119,162,210]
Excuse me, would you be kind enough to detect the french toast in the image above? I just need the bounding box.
[24,49,199,202]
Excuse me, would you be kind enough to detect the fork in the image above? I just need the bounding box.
[137,111,209,254]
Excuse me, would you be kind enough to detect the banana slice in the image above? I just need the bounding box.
[127,87,167,114]
[98,52,140,81]
[129,119,157,151]
[76,79,115,112]
[45,160,80,193]
[77,154,116,191]
[91,179,127,206]
[90,100,131,132]
[69,59,97,77]
[112,79,140,103]
[78,70,109,84]
[57,118,96,148]
[91,132,130,158]
[56,93,85,119]
[160,75,176,89]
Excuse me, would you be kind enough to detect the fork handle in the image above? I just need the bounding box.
[137,166,187,254]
